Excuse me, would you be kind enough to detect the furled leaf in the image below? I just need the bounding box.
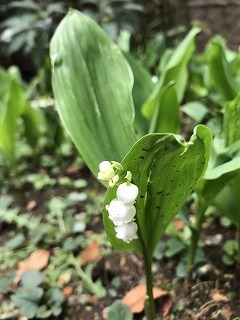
[224,94,240,146]
[142,27,200,122]
[206,35,237,101]
[0,67,40,162]
[148,81,180,133]
[123,52,154,136]
[50,9,137,178]
[103,125,211,255]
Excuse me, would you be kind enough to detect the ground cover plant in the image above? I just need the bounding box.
[1,6,240,320]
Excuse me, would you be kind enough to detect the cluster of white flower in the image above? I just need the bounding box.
[98,161,139,243]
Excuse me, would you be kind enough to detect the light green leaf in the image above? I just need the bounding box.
[207,35,237,101]
[181,101,208,123]
[21,270,43,288]
[224,94,240,146]
[142,27,200,122]
[0,67,40,162]
[103,125,211,256]
[196,155,240,211]
[215,175,240,226]
[50,9,137,178]
[5,233,25,249]
[11,287,43,319]
[148,81,180,134]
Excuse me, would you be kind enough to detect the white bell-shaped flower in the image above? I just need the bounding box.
[106,198,136,225]
[116,182,139,205]
[115,221,138,243]
[98,161,115,181]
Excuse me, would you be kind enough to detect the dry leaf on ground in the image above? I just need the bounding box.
[122,284,172,316]
[210,289,229,302]
[14,249,50,284]
[80,240,100,266]
[62,286,73,296]
[25,200,37,211]
[220,304,232,320]
[172,218,185,230]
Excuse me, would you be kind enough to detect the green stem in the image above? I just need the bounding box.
[144,254,156,320]
[137,226,156,320]
[69,254,106,298]
[186,203,206,283]
[236,226,240,272]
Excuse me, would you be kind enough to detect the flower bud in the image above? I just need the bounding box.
[115,222,138,243]
[98,161,115,180]
[108,174,119,187]
[106,198,136,225]
[116,182,139,205]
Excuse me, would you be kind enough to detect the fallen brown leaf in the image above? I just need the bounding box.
[210,289,229,302]
[172,218,185,230]
[14,249,50,284]
[221,304,232,320]
[80,240,100,266]
[122,284,172,316]
[62,286,73,296]
[65,166,79,174]
[26,200,37,211]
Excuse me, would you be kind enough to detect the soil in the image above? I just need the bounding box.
[1,161,239,320]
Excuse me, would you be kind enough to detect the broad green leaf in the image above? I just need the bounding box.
[50,9,137,178]
[148,81,180,134]
[224,94,240,146]
[142,27,200,122]
[123,51,154,136]
[103,125,211,256]
[207,35,237,101]
[181,101,208,123]
[196,155,240,210]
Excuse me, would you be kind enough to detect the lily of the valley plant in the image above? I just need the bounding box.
[50,9,212,319]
